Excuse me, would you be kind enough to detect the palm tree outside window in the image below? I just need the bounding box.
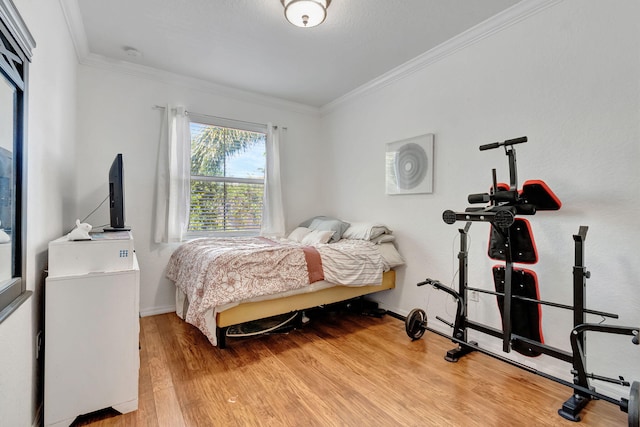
[188,118,267,235]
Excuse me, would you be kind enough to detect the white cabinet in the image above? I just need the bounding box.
[44,233,139,427]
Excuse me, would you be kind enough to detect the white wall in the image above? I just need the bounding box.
[0,0,78,425]
[75,66,324,315]
[321,0,639,398]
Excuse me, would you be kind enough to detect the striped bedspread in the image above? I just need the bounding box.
[315,238,385,286]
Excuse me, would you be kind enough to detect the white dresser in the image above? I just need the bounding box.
[44,231,139,427]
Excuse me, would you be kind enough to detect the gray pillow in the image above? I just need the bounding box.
[299,216,350,243]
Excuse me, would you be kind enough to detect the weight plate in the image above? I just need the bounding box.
[629,381,639,427]
[405,308,427,341]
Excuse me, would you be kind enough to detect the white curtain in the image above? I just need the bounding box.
[153,105,191,243]
[260,124,285,237]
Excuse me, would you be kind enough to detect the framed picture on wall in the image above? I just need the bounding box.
[385,134,434,195]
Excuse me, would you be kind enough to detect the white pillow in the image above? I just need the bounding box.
[342,222,392,240]
[371,234,396,244]
[301,229,334,245]
[378,242,405,268]
[288,227,311,243]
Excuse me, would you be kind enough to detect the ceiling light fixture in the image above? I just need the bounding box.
[281,0,331,28]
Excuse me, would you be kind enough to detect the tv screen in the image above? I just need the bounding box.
[104,153,130,231]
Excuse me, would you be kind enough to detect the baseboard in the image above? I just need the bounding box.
[385,310,405,321]
[139,305,176,317]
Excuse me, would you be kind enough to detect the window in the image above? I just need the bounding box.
[0,0,34,322]
[188,116,267,236]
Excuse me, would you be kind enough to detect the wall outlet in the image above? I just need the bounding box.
[469,291,479,302]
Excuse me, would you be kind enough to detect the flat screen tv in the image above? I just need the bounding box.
[104,153,130,232]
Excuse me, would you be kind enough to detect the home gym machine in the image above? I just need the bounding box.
[405,136,639,425]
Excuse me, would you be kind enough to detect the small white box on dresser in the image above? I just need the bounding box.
[48,230,134,277]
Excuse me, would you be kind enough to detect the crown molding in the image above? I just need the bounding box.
[79,52,321,116]
[57,0,319,116]
[58,0,562,117]
[58,0,89,58]
[0,0,36,59]
[320,0,564,115]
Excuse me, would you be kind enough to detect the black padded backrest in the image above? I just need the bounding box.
[492,265,543,357]
[521,180,562,211]
[488,218,538,263]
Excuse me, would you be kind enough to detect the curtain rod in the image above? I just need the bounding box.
[152,105,285,130]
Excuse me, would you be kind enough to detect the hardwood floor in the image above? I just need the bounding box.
[74,311,627,426]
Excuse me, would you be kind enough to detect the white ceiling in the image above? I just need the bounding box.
[67,0,521,108]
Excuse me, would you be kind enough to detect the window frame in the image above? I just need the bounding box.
[0,0,35,323]
[185,114,268,239]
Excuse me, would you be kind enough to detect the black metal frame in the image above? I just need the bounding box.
[420,224,638,420]
[412,137,639,422]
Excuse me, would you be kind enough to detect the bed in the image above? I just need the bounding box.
[168,217,403,348]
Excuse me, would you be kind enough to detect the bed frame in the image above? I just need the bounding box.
[215,269,396,348]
